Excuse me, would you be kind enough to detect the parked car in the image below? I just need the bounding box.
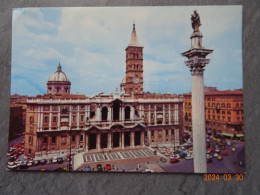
[106,164,111,171]
[207,148,214,152]
[143,169,154,173]
[46,159,52,164]
[170,158,180,163]
[185,155,193,160]
[52,157,58,164]
[227,140,232,146]
[217,155,223,160]
[160,157,167,163]
[222,150,228,156]
[33,160,40,166]
[96,164,103,172]
[57,157,63,164]
[232,147,236,152]
[20,161,28,169]
[85,165,91,172]
[40,159,47,165]
[207,154,213,159]
[214,153,219,158]
[215,148,220,153]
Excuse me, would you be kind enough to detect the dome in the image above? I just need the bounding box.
[48,63,70,82]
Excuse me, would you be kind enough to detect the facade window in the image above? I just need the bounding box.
[217,116,220,120]
[53,116,57,122]
[29,136,33,145]
[151,131,154,136]
[165,113,169,118]
[240,103,243,108]
[30,116,34,123]
[43,136,48,143]
[217,104,220,109]
[227,111,231,115]
[144,113,148,119]
[151,113,154,118]
[221,103,225,108]
[222,116,225,121]
[208,115,210,120]
[222,111,225,115]
[44,116,49,123]
[73,116,76,122]
[227,103,231,108]
[80,135,84,142]
[52,136,56,143]
[212,103,215,108]
[166,130,168,136]
[228,117,231,122]
[80,115,84,122]
[236,103,239,108]
[28,149,31,154]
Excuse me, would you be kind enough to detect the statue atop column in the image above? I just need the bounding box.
[191,10,201,32]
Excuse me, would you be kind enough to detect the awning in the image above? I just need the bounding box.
[222,132,234,137]
[236,134,245,137]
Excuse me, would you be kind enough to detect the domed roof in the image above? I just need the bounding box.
[48,63,70,82]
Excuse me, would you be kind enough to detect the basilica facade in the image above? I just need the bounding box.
[24,24,183,159]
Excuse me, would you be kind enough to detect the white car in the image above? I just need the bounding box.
[207,154,213,159]
[214,153,218,158]
[144,169,154,173]
[215,148,220,153]
[185,155,193,160]
[52,157,58,163]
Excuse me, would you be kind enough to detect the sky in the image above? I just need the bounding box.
[11,6,242,96]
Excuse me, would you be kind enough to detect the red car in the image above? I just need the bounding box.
[222,150,228,156]
[106,164,111,170]
[170,158,180,163]
[207,148,214,152]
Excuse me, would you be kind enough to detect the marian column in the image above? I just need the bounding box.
[182,11,213,173]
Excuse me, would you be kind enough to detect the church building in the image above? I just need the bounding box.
[24,24,184,159]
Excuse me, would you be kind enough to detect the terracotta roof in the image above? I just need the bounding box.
[183,89,243,96]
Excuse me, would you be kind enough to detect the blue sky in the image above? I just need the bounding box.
[11,6,242,96]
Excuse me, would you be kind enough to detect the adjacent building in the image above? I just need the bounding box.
[24,24,184,160]
[183,88,244,139]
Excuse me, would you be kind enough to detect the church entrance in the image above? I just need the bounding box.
[134,131,141,146]
[101,133,108,149]
[112,132,120,147]
[124,131,131,147]
[89,133,96,150]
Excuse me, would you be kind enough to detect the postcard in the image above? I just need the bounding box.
[8,6,244,174]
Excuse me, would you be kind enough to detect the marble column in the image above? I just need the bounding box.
[96,133,101,151]
[85,134,89,152]
[130,131,135,147]
[141,131,145,147]
[121,132,125,149]
[182,23,213,173]
[107,133,112,150]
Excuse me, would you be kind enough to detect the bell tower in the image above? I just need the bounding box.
[125,23,144,95]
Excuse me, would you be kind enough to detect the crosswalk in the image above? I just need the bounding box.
[83,148,154,163]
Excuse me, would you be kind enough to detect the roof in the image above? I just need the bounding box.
[48,63,70,82]
[183,89,243,96]
[128,23,141,47]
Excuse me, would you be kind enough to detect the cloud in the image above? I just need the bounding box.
[11,6,243,96]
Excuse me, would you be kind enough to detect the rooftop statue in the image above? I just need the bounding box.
[191,10,201,32]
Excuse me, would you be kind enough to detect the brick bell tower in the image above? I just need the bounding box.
[125,23,144,95]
